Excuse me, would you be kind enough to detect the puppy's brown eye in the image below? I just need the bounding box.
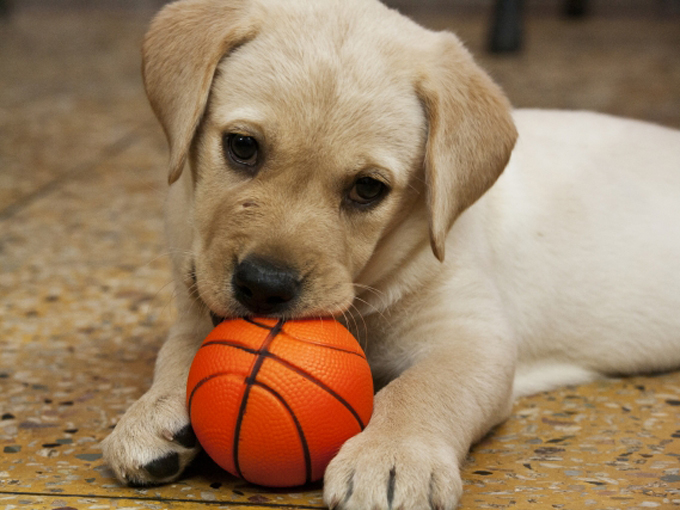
[224,133,259,167]
[348,177,388,206]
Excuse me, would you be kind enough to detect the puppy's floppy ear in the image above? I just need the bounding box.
[142,0,258,184]
[417,33,517,261]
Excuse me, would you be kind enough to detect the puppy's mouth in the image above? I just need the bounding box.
[208,308,346,328]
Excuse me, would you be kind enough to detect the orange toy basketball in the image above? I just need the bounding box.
[186,317,373,487]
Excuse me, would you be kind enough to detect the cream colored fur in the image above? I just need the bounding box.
[101,0,680,508]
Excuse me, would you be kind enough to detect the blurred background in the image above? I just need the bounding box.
[2,0,679,216]
[2,0,679,219]
[2,1,679,173]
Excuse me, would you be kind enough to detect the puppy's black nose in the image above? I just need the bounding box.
[232,256,301,315]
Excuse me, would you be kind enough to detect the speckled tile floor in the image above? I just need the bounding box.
[1,5,679,510]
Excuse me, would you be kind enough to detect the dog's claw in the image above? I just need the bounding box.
[428,472,441,510]
[386,466,396,510]
[123,472,144,488]
[101,388,201,488]
[324,431,463,510]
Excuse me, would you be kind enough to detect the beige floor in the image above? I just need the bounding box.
[1,5,679,510]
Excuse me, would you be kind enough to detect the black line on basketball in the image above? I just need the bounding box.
[201,340,259,355]
[201,337,363,362]
[187,371,240,418]
[244,317,275,331]
[233,319,286,480]
[281,331,367,359]
[252,380,312,485]
[267,353,367,430]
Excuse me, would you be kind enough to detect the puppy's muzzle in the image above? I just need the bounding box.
[231,256,301,316]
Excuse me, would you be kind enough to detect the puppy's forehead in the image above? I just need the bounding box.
[208,0,426,170]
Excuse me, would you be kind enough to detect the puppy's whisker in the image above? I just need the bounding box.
[352,283,386,301]
[150,278,178,311]
[161,286,181,323]
[346,302,370,351]
[339,308,362,347]
[339,308,359,338]
[351,296,388,339]
[186,284,205,310]
[143,279,177,325]
[178,292,209,325]
[352,284,390,313]
[351,295,383,317]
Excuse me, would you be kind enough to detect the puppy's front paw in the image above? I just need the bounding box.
[324,429,463,510]
[101,391,200,487]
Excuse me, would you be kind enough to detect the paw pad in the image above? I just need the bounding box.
[142,452,180,481]
[172,424,197,449]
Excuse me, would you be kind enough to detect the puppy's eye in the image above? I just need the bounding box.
[224,133,259,167]
[348,177,388,207]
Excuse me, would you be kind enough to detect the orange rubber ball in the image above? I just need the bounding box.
[186,317,373,487]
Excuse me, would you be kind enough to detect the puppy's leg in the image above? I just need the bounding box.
[101,307,211,486]
[324,321,516,510]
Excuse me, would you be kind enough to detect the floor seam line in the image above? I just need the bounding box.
[0,130,141,222]
[0,489,323,508]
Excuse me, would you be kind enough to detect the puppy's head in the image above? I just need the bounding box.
[143,0,516,320]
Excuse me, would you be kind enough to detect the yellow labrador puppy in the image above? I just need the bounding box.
[102,0,680,508]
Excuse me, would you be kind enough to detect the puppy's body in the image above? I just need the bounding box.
[360,109,680,394]
[492,111,680,392]
[102,0,680,508]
